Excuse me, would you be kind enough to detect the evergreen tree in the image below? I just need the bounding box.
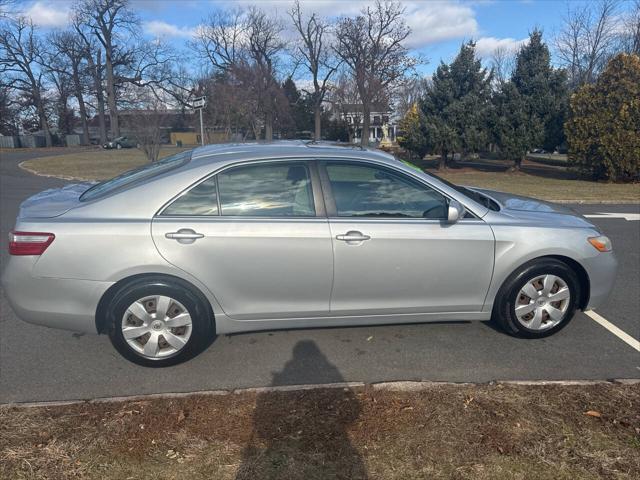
[493,82,542,168]
[566,53,640,181]
[397,103,429,160]
[280,77,314,138]
[420,41,492,169]
[500,30,567,168]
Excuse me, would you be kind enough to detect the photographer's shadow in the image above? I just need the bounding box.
[235,340,367,479]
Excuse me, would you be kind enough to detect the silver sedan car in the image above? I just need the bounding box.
[2,142,617,367]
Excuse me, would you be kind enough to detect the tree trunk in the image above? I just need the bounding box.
[36,99,52,147]
[87,52,107,144]
[512,155,524,171]
[77,93,90,145]
[72,67,90,145]
[314,105,321,141]
[439,153,447,170]
[264,110,273,141]
[105,44,119,138]
[360,103,370,148]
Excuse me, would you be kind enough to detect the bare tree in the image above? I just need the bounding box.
[46,55,75,136]
[190,9,244,73]
[289,0,341,140]
[127,95,168,162]
[393,75,427,118]
[72,14,108,144]
[490,46,515,85]
[0,0,18,18]
[190,7,286,141]
[334,1,416,147]
[328,71,363,143]
[49,31,92,144]
[76,0,139,138]
[0,80,18,134]
[245,7,285,141]
[621,0,640,54]
[555,0,621,87]
[0,17,52,145]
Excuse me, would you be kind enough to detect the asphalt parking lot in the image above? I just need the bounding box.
[0,150,638,404]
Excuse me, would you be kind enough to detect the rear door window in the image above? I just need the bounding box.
[217,162,315,217]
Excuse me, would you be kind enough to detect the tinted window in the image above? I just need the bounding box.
[326,163,447,219]
[81,151,191,201]
[218,162,315,217]
[162,176,218,216]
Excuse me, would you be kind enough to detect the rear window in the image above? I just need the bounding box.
[80,150,191,201]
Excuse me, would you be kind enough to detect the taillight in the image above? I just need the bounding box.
[9,231,55,256]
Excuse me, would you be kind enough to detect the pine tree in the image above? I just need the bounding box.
[420,41,492,169]
[499,30,567,169]
[566,53,640,181]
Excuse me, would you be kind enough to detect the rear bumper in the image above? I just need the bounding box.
[582,252,618,310]
[1,256,112,334]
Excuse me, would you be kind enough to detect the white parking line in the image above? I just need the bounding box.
[584,213,640,221]
[584,310,640,352]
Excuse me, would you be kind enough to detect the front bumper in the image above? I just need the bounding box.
[582,251,618,310]
[1,256,112,334]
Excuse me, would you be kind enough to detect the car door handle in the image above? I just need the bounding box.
[165,229,204,241]
[336,231,371,242]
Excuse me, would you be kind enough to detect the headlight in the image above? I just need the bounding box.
[588,235,612,252]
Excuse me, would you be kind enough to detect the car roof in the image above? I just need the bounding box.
[189,140,397,167]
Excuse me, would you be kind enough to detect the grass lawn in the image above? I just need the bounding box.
[435,169,640,202]
[1,383,639,479]
[19,147,640,202]
[19,147,191,181]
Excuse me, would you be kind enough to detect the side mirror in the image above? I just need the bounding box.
[447,199,466,223]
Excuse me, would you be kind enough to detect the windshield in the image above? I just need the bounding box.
[421,168,500,211]
[80,150,191,201]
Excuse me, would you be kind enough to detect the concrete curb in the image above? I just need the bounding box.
[2,379,638,409]
[18,161,89,181]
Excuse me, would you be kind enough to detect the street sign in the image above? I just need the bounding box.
[193,96,206,109]
[192,96,207,146]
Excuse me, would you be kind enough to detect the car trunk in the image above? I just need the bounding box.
[18,183,95,219]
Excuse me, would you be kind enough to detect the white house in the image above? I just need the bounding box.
[331,103,398,144]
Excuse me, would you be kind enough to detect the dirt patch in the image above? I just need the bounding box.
[2,383,639,479]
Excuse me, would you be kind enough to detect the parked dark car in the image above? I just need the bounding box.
[103,136,136,149]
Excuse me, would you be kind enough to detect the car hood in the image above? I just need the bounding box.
[18,182,96,219]
[466,187,598,230]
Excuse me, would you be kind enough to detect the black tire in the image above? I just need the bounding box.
[492,258,580,338]
[106,277,215,367]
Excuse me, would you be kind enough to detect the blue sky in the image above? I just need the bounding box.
[19,0,636,75]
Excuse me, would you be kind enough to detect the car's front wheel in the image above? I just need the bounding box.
[493,259,580,338]
[106,277,215,367]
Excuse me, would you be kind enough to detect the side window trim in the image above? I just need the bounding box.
[317,159,457,221]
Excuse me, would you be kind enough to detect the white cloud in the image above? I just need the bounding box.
[24,1,71,28]
[143,20,196,38]
[211,0,478,49]
[404,2,478,48]
[474,36,528,57]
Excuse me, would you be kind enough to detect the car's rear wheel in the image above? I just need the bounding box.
[107,278,214,367]
[493,259,580,338]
